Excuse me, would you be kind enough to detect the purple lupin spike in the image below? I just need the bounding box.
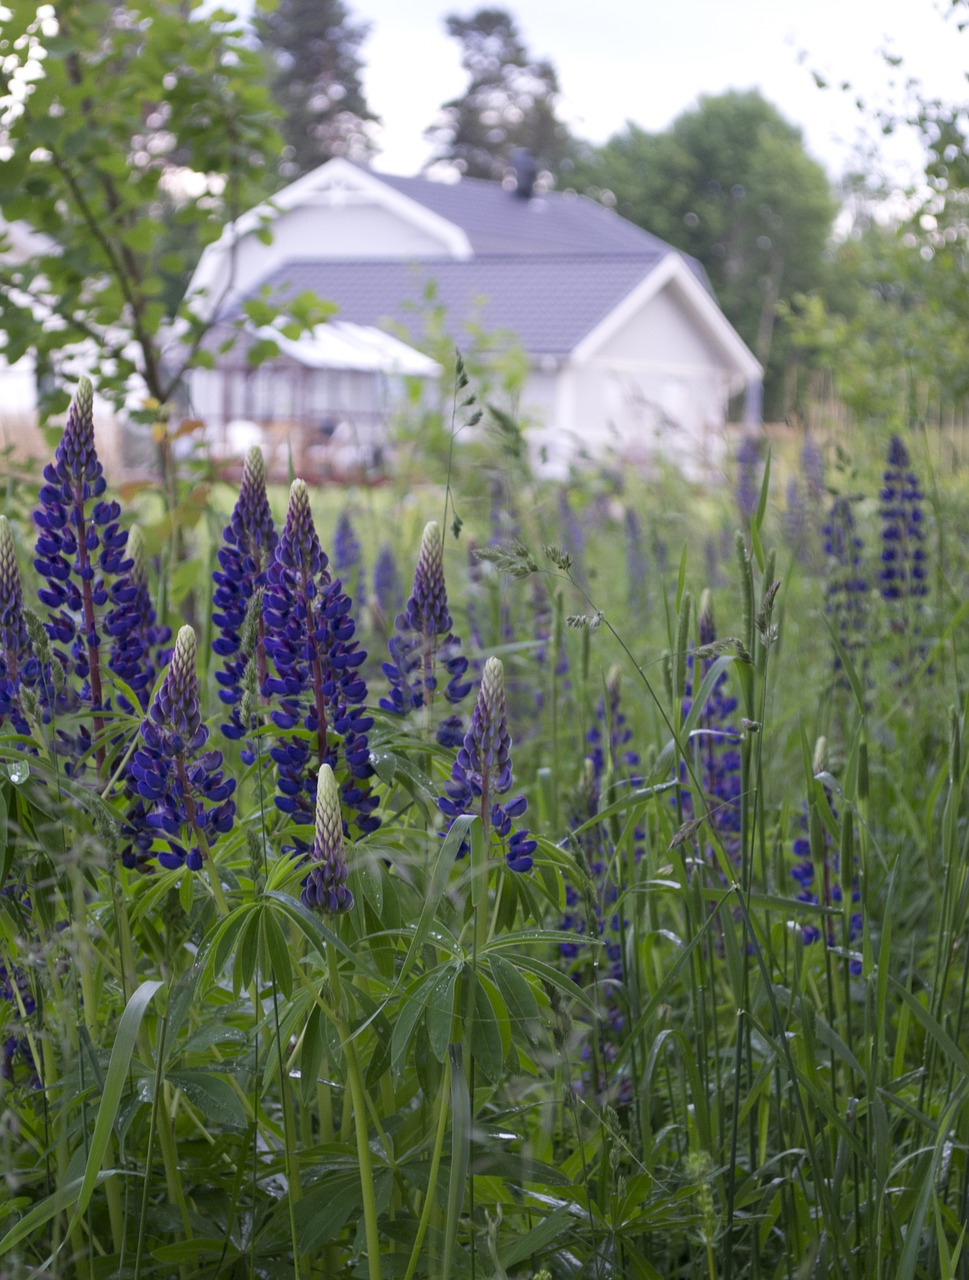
[380,520,471,746]
[122,626,236,871]
[439,656,536,872]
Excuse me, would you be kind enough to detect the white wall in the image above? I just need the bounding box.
[552,282,736,477]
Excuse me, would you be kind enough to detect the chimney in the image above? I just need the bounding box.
[510,148,537,199]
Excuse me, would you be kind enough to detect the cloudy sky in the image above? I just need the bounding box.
[331,0,969,184]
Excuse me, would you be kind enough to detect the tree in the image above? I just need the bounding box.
[426,7,572,183]
[0,0,291,417]
[254,0,378,181]
[576,91,836,409]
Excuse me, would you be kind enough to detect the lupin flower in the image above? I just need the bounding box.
[32,378,131,768]
[122,626,236,871]
[213,447,278,751]
[333,508,364,607]
[557,488,586,587]
[823,496,868,676]
[801,436,825,504]
[263,480,378,841]
[380,521,472,747]
[791,739,862,972]
[735,434,762,520]
[0,516,40,735]
[624,508,648,620]
[0,952,38,1084]
[106,525,171,709]
[879,435,928,610]
[301,764,353,913]
[372,543,402,619]
[680,593,742,867]
[439,656,536,872]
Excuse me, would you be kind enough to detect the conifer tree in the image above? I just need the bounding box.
[255,0,378,179]
[425,7,572,183]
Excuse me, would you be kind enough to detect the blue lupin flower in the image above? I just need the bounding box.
[302,763,353,913]
[332,508,364,607]
[680,592,742,866]
[557,488,586,587]
[823,496,868,676]
[263,479,379,841]
[32,378,131,769]
[213,447,278,751]
[439,656,536,872]
[0,516,40,736]
[791,739,862,972]
[735,434,762,520]
[784,477,806,551]
[801,436,825,504]
[106,525,171,709]
[624,508,648,620]
[380,521,471,747]
[0,950,38,1084]
[122,626,236,871]
[372,543,402,620]
[879,435,928,609]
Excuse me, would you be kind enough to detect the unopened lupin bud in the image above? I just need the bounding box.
[302,763,353,913]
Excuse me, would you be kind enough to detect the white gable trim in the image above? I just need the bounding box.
[571,252,762,383]
[186,158,473,318]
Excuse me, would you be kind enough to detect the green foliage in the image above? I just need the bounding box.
[6,363,969,1276]
[0,0,282,414]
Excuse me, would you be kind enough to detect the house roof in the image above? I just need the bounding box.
[191,159,758,380]
[249,320,440,376]
[234,253,670,358]
[374,171,673,259]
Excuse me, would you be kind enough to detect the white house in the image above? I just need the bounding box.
[185,158,762,477]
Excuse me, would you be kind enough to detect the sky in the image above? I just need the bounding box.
[329,0,969,186]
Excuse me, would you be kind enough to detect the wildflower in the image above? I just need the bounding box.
[791,739,862,972]
[784,477,806,550]
[0,952,37,1084]
[380,521,471,747]
[879,434,928,608]
[123,626,236,871]
[624,508,648,619]
[332,507,364,606]
[680,592,742,866]
[302,763,353,913]
[106,525,171,709]
[372,543,402,621]
[439,656,536,872]
[735,434,761,520]
[32,378,131,768]
[801,436,825,504]
[0,516,39,735]
[213,446,278,749]
[263,480,378,840]
[823,496,868,676]
[556,488,586,586]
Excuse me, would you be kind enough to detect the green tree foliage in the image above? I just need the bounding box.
[784,216,969,427]
[426,7,573,183]
[254,0,378,181]
[0,0,283,416]
[576,90,836,409]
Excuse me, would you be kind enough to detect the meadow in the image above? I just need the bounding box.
[0,372,967,1280]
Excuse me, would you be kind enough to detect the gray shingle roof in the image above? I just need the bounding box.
[242,254,670,357]
[376,171,670,257]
